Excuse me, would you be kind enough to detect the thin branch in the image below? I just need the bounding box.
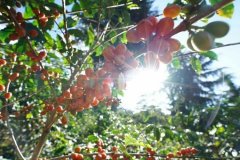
[66,2,134,15]
[61,0,70,50]
[175,42,240,58]
[96,0,102,36]
[66,21,111,88]
[0,15,98,25]
[107,25,135,32]
[54,20,73,72]
[0,2,135,25]
[54,20,65,35]
[48,152,240,160]
[1,86,47,108]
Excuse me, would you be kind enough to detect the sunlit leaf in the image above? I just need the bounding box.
[201,51,218,60]
[209,0,234,18]
[24,4,34,19]
[26,113,33,119]
[172,57,181,69]
[190,57,202,74]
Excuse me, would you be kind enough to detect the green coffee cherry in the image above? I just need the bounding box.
[187,36,197,51]
[191,31,215,52]
[205,21,229,38]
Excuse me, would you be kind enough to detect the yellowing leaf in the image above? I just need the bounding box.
[26,113,33,119]
[209,0,234,18]
[217,3,234,18]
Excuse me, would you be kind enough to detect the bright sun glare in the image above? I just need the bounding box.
[120,65,170,114]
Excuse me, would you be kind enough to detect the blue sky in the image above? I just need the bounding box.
[152,0,240,85]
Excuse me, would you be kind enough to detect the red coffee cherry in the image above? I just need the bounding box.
[4,92,12,99]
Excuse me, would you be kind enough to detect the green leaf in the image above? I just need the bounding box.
[72,3,81,11]
[26,113,33,119]
[217,3,234,18]
[66,0,74,5]
[127,3,139,10]
[87,26,95,45]
[67,17,78,28]
[124,134,145,147]
[24,4,35,19]
[68,29,84,37]
[48,52,59,59]
[145,125,154,134]
[217,126,225,134]
[190,57,202,74]
[15,39,28,53]
[172,57,181,69]
[120,32,127,44]
[154,127,160,141]
[56,35,66,52]
[44,32,55,48]
[209,0,234,18]
[124,134,138,146]
[108,31,117,44]
[201,51,218,60]
[0,25,14,42]
[95,46,103,56]
[87,135,98,142]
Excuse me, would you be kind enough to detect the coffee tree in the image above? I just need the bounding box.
[0,0,237,159]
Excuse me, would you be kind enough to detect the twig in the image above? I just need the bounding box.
[1,86,47,108]
[61,0,70,50]
[66,2,134,15]
[61,0,75,75]
[96,0,102,36]
[0,2,142,25]
[175,42,240,58]
[0,15,98,25]
[48,152,240,160]
[66,20,111,88]
[54,20,74,72]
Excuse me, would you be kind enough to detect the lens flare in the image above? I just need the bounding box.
[120,66,170,113]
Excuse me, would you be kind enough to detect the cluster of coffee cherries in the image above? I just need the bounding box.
[0,72,19,100]
[0,58,7,67]
[70,139,119,160]
[32,7,60,27]
[8,8,39,41]
[40,68,113,123]
[164,147,198,160]
[126,4,182,66]
[102,43,138,82]
[146,147,156,160]
[26,50,47,62]
[69,142,198,160]
[95,139,108,160]
[0,57,20,100]
[32,8,49,27]
[175,147,198,157]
